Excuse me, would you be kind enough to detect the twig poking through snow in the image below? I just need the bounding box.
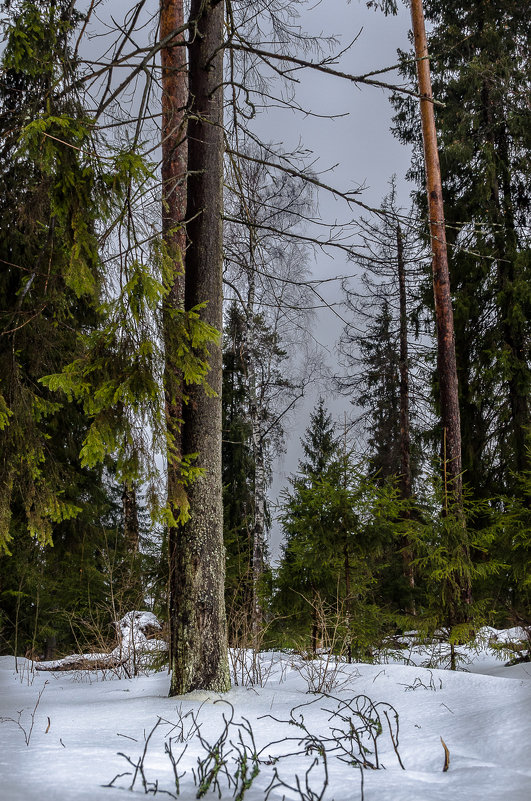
[440,737,450,772]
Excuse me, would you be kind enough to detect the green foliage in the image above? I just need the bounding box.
[0,0,112,550]
[221,302,290,628]
[404,475,507,643]
[0,1,169,651]
[222,304,257,621]
[274,401,404,653]
[392,0,531,498]
[0,478,162,658]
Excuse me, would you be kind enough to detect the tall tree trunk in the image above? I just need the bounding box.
[409,0,463,510]
[122,481,140,553]
[243,230,266,638]
[410,0,472,620]
[344,544,352,663]
[396,224,415,610]
[160,0,191,692]
[250,411,266,635]
[169,0,230,695]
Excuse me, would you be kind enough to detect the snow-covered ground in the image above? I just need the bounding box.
[1,631,530,801]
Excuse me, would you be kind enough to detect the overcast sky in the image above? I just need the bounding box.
[255,1,415,559]
[44,0,417,558]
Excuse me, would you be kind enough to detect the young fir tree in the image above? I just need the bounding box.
[355,300,402,481]
[338,183,426,613]
[222,301,293,638]
[275,400,343,650]
[275,399,400,656]
[0,0,147,656]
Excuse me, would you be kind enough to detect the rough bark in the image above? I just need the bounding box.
[409,0,463,508]
[160,0,190,691]
[410,0,472,617]
[169,0,230,695]
[160,0,188,553]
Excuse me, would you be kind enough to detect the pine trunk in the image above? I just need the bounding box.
[169,0,230,695]
[160,0,191,692]
[409,0,463,508]
[410,0,471,616]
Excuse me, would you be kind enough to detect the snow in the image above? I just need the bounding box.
[34,611,167,673]
[1,630,530,801]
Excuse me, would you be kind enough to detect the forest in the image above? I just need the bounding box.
[0,0,530,706]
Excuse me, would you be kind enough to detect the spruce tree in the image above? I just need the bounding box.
[276,400,398,655]
[0,0,104,551]
[296,399,341,483]
[392,0,531,498]
[0,0,116,568]
[222,304,256,625]
[355,300,402,482]
[275,400,343,650]
[0,1,159,655]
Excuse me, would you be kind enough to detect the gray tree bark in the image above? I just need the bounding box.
[169,0,230,695]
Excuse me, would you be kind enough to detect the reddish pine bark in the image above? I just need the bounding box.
[410,0,463,508]
[160,0,192,693]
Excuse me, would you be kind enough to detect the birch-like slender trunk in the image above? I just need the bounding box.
[249,399,266,634]
[243,233,266,637]
[169,0,230,695]
[396,224,415,609]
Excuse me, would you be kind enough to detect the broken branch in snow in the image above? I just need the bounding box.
[440,737,450,772]
[0,681,48,746]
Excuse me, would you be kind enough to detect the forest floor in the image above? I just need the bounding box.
[0,629,530,801]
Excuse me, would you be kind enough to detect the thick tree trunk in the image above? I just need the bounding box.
[410,0,471,617]
[169,0,230,695]
[160,0,191,692]
[409,0,463,509]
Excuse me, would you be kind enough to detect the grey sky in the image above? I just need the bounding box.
[256,1,415,559]
[51,0,416,558]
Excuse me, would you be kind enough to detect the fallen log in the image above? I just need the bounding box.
[34,611,167,673]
